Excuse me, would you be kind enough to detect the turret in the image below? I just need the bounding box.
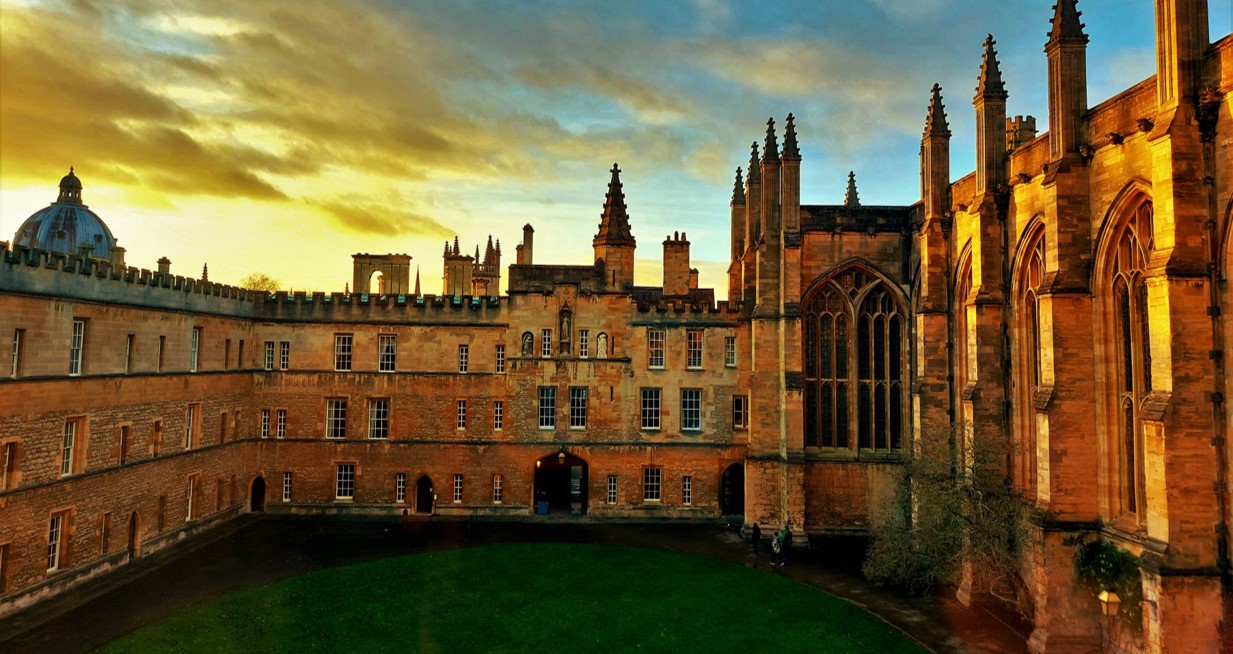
[975,34,1009,196]
[728,167,746,302]
[760,118,781,236]
[442,235,474,297]
[922,84,951,222]
[844,171,860,207]
[1045,0,1088,161]
[593,163,637,291]
[663,232,691,297]
[781,113,801,233]
[1155,0,1210,109]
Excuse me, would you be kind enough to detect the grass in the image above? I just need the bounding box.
[98,543,926,653]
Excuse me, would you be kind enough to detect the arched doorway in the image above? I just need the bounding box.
[250,476,266,512]
[127,511,140,558]
[533,452,587,516]
[415,475,434,514]
[720,462,745,516]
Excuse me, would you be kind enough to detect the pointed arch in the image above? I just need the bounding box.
[802,260,907,452]
[1092,178,1153,286]
[1011,219,1046,497]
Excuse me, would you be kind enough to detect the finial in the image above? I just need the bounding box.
[782,113,800,160]
[975,34,1008,100]
[414,266,421,295]
[731,167,745,205]
[201,263,209,281]
[925,84,951,137]
[747,142,760,183]
[70,166,74,174]
[1047,0,1088,43]
[844,172,860,208]
[453,236,460,256]
[762,117,779,163]
[345,282,350,294]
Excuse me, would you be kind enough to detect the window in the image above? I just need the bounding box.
[184,405,198,449]
[492,474,503,503]
[100,512,112,554]
[282,472,292,502]
[118,425,130,465]
[60,420,79,476]
[493,401,504,431]
[495,344,505,373]
[369,399,390,439]
[642,468,662,502]
[648,329,665,368]
[157,335,166,372]
[276,410,287,438]
[803,268,905,451]
[579,330,589,358]
[47,513,65,571]
[190,327,201,372]
[326,399,347,439]
[569,387,588,429]
[453,473,463,503]
[396,472,407,503]
[224,339,231,369]
[336,464,355,500]
[541,329,552,358]
[279,341,290,370]
[379,334,397,372]
[686,329,703,369]
[10,329,23,378]
[733,396,749,429]
[1014,231,1045,495]
[458,344,469,373]
[456,400,467,430]
[681,389,701,431]
[125,335,134,374]
[607,475,617,504]
[334,334,352,371]
[724,336,736,367]
[264,341,275,370]
[640,388,661,430]
[152,420,162,457]
[1,442,15,490]
[682,476,692,506]
[238,340,244,368]
[0,543,9,592]
[69,319,85,375]
[261,409,271,438]
[186,476,197,521]
[538,387,556,429]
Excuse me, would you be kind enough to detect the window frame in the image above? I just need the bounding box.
[47,513,66,571]
[607,475,617,504]
[334,334,353,372]
[395,472,407,503]
[275,409,287,439]
[492,474,503,503]
[453,473,463,503]
[279,341,290,370]
[263,341,275,371]
[640,388,661,430]
[190,326,201,372]
[538,386,557,429]
[680,389,702,432]
[647,328,665,369]
[260,409,271,438]
[682,475,692,506]
[282,471,292,502]
[368,398,390,439]
[541,329,552,358]
[10,328,22,378]
[733,396,749,430]
[458,344,469,373]
[69,319,86,376]
[325,398,348,439]
[642,467,662,502]
[579,330,589,358]
[378,334,397,372]
[456,399,467,430]
[335,463,356,500]
[493,400,504,431]
[495,344,505,373]
[724,336,736,368]
[686,329,703,369]
[569,387,588,429]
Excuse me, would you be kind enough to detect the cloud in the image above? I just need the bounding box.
[309,197,453,238]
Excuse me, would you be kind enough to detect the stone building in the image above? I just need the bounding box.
[0,1,1230,651]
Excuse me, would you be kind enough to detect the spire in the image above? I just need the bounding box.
[594,163,636,246]
[762,117,779,163]
[485,235,495,264]
[1047,0,1087,43]
[731,167,745,205]
[443,240,450,256]
[414,266,421,295]
[201,263,209,281]
[746,142,760,184]
[844,172,861,207]
[57,166,83,204]
[453,236,460,256]
[925,84,951,137]
[344,282,350,294]
[975,35,1008,100]
[474,244,480,262]
[782,113,800,160]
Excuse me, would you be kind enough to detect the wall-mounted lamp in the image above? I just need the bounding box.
[558,451,566,464]
[1097,590,1121,617]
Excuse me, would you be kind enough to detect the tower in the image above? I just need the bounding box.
[593,163,636,292]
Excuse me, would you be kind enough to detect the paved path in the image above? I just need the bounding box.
[0,516,1030,653]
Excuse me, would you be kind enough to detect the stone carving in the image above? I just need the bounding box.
[596,332,608,359]
[521,331,534,357]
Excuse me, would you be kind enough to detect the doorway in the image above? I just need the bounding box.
[415,475,434,514]
[720,462,745,516]
[250,476,266,512]
[533,452,587,515]
[127,512,140,558]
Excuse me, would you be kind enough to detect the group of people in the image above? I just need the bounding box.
[749,523,792,567]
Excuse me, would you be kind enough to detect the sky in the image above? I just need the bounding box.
[1,0,1230,297]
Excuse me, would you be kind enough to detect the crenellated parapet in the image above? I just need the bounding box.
[256,290,505,323]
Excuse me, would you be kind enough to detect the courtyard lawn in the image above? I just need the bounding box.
[98,542,926,653]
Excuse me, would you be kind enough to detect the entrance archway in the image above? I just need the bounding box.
[720,463,745,516]
[250,476,266,512]
[415,475,434,514]
[127,511,140,558]
[533,452,587,516]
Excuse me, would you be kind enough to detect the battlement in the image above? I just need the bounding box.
[0,241,258,316]
[256,290,506,323]
[507,263,603,294]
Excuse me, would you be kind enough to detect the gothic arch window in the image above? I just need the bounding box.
[1107,200,1152,518]
[804,266,905,452]
[1014,230,1044,495]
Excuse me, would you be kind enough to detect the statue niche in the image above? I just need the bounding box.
[521,331,534,357]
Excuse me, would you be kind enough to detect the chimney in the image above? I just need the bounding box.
[662,231,690,297]
[110,246,126,270]
[522,224,534,265]
[688,268,699,290]
[157,257,171,275]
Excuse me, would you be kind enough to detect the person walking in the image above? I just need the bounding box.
[751,523,761,555]
[780,524,792,566]
[770,532,782,567]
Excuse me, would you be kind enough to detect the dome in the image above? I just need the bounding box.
[13,168,117,259]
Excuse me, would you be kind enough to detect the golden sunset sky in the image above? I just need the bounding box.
[2,0,1229,296]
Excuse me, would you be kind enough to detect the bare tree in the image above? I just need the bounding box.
[238,272,281,292]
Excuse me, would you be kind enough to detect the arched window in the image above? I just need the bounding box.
[1014,232,1044,494]
[804,266,905,452]
[1108,200,1152,518]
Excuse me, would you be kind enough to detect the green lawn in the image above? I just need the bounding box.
[99,543,926,653]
